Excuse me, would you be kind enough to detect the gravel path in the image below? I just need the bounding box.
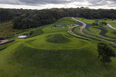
[106,24,116,30]
[0,40,9,44]
[72,17,86,33]
[70,17,116,47]
[67,24,89,40]
[0,40,15,45]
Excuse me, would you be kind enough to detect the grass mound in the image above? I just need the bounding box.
[47,33,70,43]
[11,43,98,70]
[27,27,44,38]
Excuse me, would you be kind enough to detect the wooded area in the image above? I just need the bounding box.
[1,7,116,29]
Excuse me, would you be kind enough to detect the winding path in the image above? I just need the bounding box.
[69,18,116,46]
[0,40,9,45]
[106,24,116,30]
[72,17,86,33]
[67,24,89,40]
[93,27,116,39]
[0,40,15,45]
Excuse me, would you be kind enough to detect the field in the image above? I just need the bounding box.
[0,17,116,77]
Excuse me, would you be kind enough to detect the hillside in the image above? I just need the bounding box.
[0,17,116,77]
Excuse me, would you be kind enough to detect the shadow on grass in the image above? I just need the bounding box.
[93,27,116,39]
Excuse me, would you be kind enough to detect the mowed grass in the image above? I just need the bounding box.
[0,17,116,77]
[76,17,116,38]
[54,17,78,24]
[90,19,116,38]
[89,27,101,34]
[75,17,94,24]
[26,33,89,50]
[2,40,116,77]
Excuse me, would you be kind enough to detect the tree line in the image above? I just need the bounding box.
[0,8,14,22]
[1,7,116,29]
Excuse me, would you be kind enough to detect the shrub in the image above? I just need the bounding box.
[101,21,107,25]
[0,45,6,51]
[92,22,98,26]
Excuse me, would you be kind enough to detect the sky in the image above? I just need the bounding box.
[0,0,116,10]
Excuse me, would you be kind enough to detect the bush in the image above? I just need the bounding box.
[0,36,6,40]
[101,21,107,25]
[92,22,98,26]
[29,30,34,35]
[0,45,6,51]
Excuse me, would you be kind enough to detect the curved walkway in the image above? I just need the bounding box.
[72,17,86,33]
[67,24,89,40]
[93,27,116,39]
[106,24,116,30]
[0,40,15,45]
[70,17,116,47]
[0,40,9,44]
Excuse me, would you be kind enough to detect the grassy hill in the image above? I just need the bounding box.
[0,17,116,77]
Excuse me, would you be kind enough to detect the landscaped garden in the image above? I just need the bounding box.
[0,17,116,77]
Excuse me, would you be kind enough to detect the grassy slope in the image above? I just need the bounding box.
[94,19,116,38]
[105,20,116,38]
[0,17,116,77]
[89,27,101,34]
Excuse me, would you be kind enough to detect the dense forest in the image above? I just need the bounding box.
[1,7,116,29]
[0,8,13,22]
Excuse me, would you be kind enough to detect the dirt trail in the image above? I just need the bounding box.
[0,40,9,44]
[72,17,86,33]
[106,24,116,30]
[67,24,89,40]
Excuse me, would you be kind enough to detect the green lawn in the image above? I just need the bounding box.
[76,17,116,38]
[0,17,116,77]
[74,17,95,24]
[89,27,101,35]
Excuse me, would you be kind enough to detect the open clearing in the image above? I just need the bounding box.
[0,17,116,77]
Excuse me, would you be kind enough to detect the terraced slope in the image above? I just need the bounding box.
[0,17,116,77]
[71,17,116,47]
[68,24,89,40]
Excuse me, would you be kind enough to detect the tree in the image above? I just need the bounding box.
[101,21,107,25]
[104,18,107,21]
[97,42,116,65]
[92,22,98,26]
[112,18,114,21]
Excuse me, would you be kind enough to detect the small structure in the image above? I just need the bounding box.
[17,35,27,39]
